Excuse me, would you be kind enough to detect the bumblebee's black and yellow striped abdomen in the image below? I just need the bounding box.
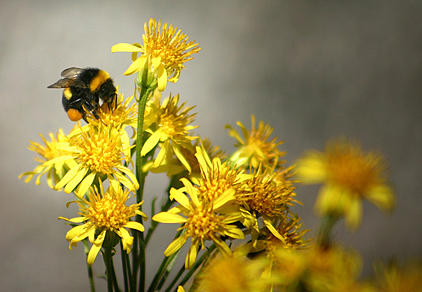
[48,67,117,122]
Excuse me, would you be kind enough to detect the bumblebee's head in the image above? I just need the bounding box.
[98,78,117,108]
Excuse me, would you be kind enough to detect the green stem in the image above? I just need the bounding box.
[317,214,339,248]
[120,243,131,292]
[134,84,155,292]
[163,263,185,292]
[83,239,96,292]
[103,247,115,292]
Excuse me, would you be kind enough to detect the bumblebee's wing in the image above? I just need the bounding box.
[61,67,83,78]
[47,77,85,88]
[47,78,73,88]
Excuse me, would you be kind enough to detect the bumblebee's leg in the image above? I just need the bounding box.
[82,100,100,120]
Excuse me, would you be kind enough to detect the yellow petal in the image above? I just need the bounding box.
[55,165,81,191]
[315,184,343,216]
[212,236,232,257]
[164,236,187,257]
[64,167,88,194]
[113,171,138,191]
[111,43,143,53]
[220,225,244,240]
[296,152,327,184]
[173,143,191,173]
[59,216,86,223]
[263,216,286,244]
[179,178,199,206]
[124,56,147,75]
[65,224,91,243]
[141,130,161,156]
[169,187,190,210]
[125,221,145,233]
[152,212,187,224]
[366,184,395,212]
[185,241,199,269]
[116,165,139,190]
[119,227,133,252]
[213,188,235,210]
[43,155,76,166]
[224,124,245,144]
[87,230,106,265]
[75,172,96,198]
[345,198,362,231]
[157,64,168,92]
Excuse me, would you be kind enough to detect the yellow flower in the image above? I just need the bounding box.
[46,124,138,197]
[152,177,245,269]
[112,18,201,91]
[194,145,250,204]
[373,260,422,292]
[59,185,146,265]
[254,215,310,256]
[297,137,395,230]
[237,165,300,243]
[19,129,77,188]
[225,115,286,169]
[267,248,307,288]
[69,91,138,164]
[142,93,198,173]
[196,255,268,292]
[86,91,138,130]
[304,244,364,292]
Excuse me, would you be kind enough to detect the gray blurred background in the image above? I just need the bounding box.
[1,0,422,291]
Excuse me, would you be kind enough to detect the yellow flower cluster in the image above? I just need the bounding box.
[153,115,307,268]
[21,90,146,264]
[20,17,404,292]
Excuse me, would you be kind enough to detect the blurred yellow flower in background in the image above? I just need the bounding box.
[373,260,422,292]
[297,137,395,230]
[196,255,269,292]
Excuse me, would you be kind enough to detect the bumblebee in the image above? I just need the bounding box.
[48,67,117,122]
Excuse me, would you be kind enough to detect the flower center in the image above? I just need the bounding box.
[241,171,295,218]
[76,129,122,174]
[185,207,221,240]
[157,95,197,141]
[160,115,178,139]
[327,152,381,195]
[87,195,131,231]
